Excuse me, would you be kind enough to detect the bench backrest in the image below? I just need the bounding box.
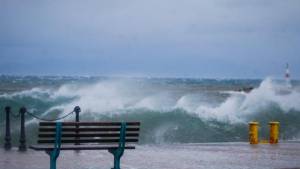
[37,122,140,145]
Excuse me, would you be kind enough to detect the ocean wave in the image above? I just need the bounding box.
[2,77,300,121]
[1,77,300,143]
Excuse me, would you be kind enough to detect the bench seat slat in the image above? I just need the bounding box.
[32,121,140,154]
[40,122,140,126]
[38,138,138,143]
[29,145,136,151]
[39,128,140,132]
[39,133,139,137]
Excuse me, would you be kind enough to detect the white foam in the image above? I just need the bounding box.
[4,77,300,125]
[49,79,177,114]
[193,77,300,123]
[52,80,140,114]
[134,93,176,111]
[0,87,53,100]
[174,95,202,112]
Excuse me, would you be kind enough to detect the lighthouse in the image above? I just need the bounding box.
[285,63,292,88]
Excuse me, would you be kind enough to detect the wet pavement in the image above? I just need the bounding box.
[1,142,300,169]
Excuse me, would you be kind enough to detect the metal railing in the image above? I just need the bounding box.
[3,106,81,151]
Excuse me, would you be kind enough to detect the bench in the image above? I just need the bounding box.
[30,122,140,169]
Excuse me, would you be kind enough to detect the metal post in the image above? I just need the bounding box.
[4,106,12,150]
[19,107,27,151]
[74,106,81,145]
[269,121,280,144]
[74,106,81,123]
[249,121,259,144]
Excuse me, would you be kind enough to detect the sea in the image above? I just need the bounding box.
[0,75,300,145]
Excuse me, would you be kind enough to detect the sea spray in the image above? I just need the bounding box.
[0,76,300,144]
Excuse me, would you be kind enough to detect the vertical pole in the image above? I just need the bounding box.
[269,121,279,144]
[249,121,259,144]
[74,106,80,123]
[4,106,12,150]
[19,107,27,151]
[74,106,81,145]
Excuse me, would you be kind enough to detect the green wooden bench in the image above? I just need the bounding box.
[30,122,140,169]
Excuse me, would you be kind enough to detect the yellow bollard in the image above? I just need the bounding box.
[249,121,259,144]
[269,121,280,144]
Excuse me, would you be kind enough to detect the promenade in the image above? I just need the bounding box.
[1,142,300,169]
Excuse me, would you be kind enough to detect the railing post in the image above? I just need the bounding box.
[74,106,81,122]
[74,106,81,145]
[4,106,12,150]
[19,107,27,151]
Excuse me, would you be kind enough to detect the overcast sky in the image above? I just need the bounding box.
[0,0,299,79]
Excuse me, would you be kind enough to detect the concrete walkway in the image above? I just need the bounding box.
[1,142,300,169]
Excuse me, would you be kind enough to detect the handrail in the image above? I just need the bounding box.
[2,106,81,151]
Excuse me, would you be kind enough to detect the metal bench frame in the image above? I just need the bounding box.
[30,122,140,169]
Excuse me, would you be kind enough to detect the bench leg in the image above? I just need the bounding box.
[46,151,60,169]
[108,149,124,169]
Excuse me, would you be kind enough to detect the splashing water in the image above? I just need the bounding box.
[0,76,300,143]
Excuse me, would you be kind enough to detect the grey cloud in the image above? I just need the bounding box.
[0,0,299,78]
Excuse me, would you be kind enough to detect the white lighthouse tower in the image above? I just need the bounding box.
[285,63,292,88]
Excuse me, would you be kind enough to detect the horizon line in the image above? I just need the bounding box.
[1,74,299,81]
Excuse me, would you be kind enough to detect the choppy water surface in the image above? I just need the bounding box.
[0,76,300,144]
